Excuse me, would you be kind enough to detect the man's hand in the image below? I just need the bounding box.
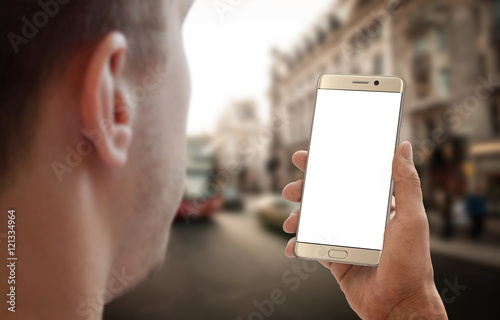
[282,142,448,320]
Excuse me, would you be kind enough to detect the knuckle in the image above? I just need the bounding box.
[394,161,422,189]
[407,169,422,189]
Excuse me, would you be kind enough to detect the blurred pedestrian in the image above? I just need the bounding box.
[435,187,454,239]
[452,194,468,227]
[465,184,487,239]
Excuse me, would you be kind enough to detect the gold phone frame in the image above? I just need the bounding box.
[294,74,406,266]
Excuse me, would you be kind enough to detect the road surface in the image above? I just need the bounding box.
[104,209,500,319]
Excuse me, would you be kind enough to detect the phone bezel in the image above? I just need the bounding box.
[294,74,406,266]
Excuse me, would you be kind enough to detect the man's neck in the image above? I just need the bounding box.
[0,169,113,320]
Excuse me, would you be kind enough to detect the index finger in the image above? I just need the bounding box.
[292,150,308,172]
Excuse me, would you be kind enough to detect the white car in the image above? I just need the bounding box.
[254,194,300,229]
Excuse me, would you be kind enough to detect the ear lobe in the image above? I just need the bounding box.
[101,117,132,167]
[81,32,132,168]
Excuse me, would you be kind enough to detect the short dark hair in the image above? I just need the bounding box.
[0,0,166,179]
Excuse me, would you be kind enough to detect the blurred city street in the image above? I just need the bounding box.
[117,1,500,317]
[3,0,500,318]
[105,196,500,320]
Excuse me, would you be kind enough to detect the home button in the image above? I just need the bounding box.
[328,249,348,259]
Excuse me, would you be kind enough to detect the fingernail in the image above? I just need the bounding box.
[401,141,413,161]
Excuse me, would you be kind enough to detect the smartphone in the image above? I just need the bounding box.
[294,74,405,266]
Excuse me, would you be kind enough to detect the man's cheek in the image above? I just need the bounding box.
[173,161,186,208]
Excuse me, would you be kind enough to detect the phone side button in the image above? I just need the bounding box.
[328,250,348,259]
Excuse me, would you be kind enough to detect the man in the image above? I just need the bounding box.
[0,0,447,319]
[1,1,191,318]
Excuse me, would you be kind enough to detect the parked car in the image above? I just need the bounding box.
[222,186,244,211]
[176,136,222,220]
[254,194,300,230]
[176,172,222,221]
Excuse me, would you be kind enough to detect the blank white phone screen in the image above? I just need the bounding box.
[297,89,402,251]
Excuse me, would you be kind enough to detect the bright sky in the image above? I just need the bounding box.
[183,0,334,134]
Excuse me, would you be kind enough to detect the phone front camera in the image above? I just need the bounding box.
[374,80,380,86]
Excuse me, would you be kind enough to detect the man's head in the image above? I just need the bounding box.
[1,0,192,296]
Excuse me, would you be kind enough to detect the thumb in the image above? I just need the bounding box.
[392,142,425,222]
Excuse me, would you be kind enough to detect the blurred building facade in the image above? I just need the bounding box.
[268,0,500,215]
[214,100,266,192]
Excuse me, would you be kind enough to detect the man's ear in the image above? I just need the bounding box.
[81,32,132,168]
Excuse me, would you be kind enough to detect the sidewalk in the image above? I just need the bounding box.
[428,212,500,268]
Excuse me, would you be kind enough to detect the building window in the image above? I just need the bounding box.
[374,54,383,74]
[477,54,486,77]
[317,29,326,44]
[498,48,500,73]
[494,0,500,36]
[490,102,500,136]
[334,53,341,66]
[472,7,481,31]
[358,0,372,7]
[415,36,426,54]
[287,103,297,121]
[329,15,341,31]
[435,27,446,50]
[425,119,435,140]
[305,40,313,53]
[437,69,450,97]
